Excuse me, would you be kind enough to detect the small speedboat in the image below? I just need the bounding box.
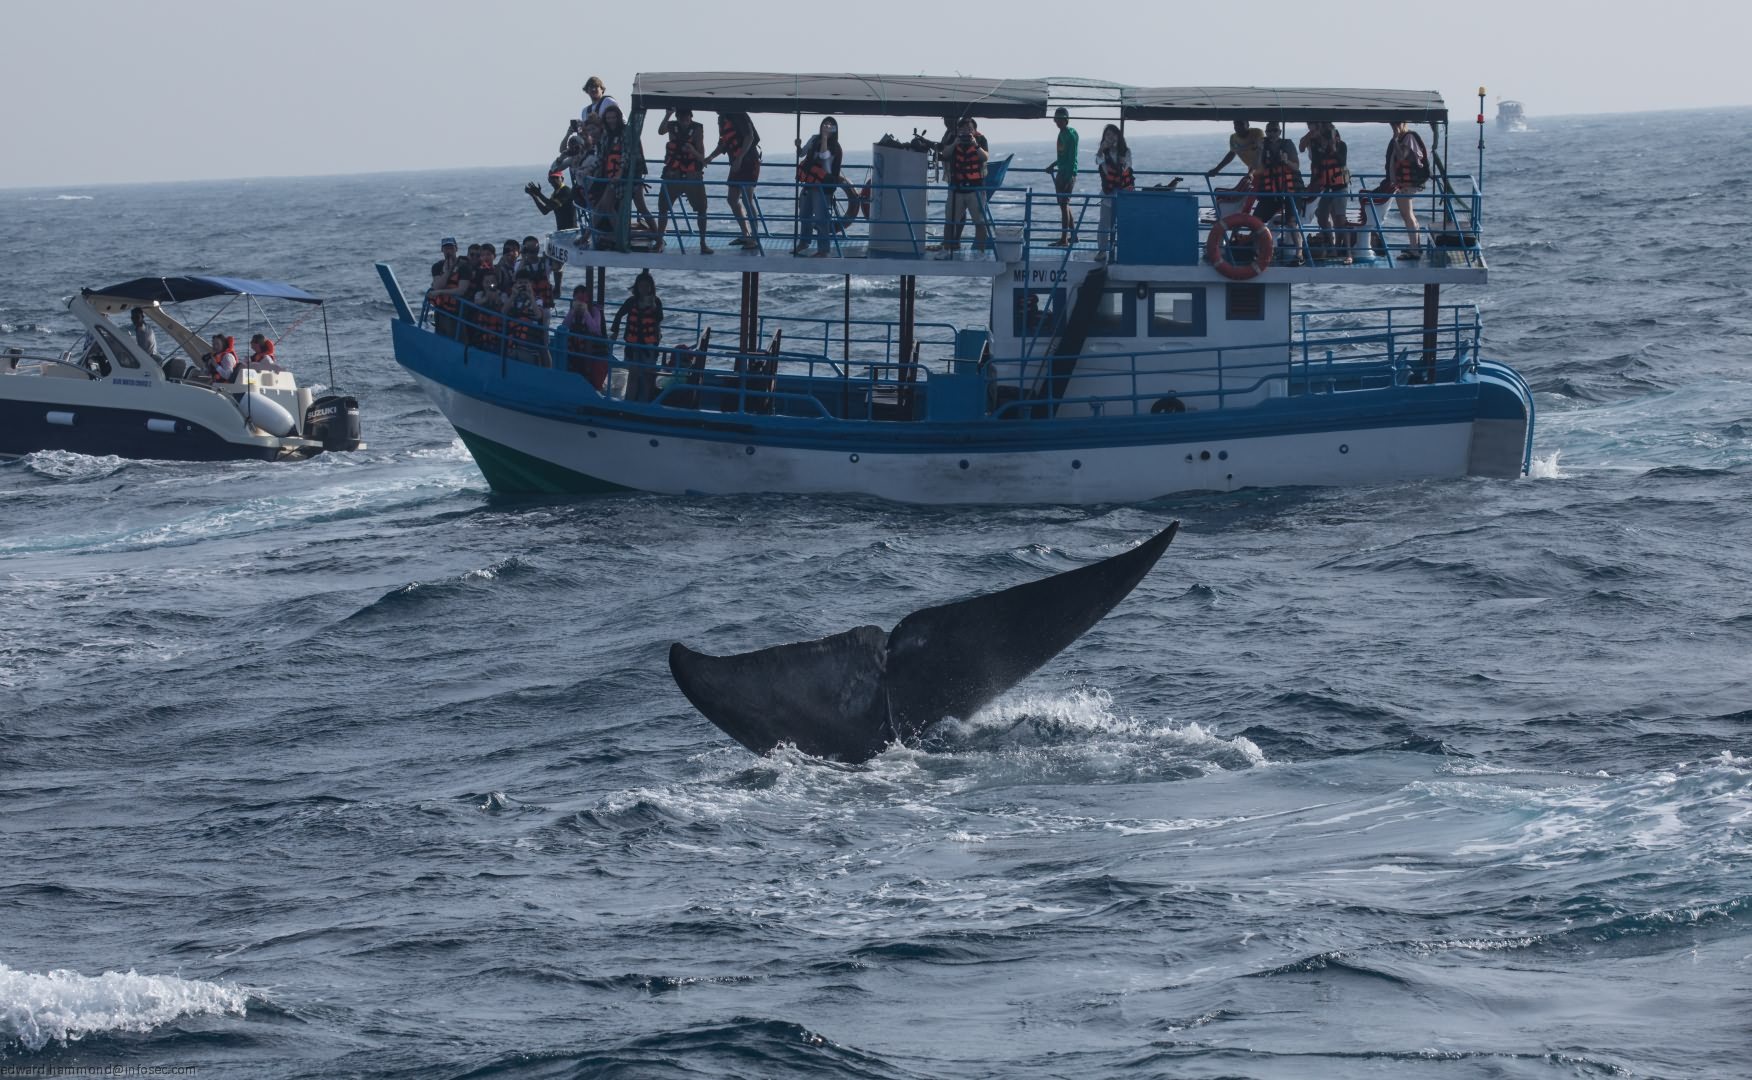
[1,275,363,462]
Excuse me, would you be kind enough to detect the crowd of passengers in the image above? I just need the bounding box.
[511,75,1436,262]
[420,83,1439,398]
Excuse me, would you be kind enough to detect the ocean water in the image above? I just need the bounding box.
[2,109,1750,1079]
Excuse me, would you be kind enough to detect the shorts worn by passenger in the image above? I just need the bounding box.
[729,155,761,186]
[663,178,708,213]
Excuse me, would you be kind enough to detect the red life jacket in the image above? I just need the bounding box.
[796,150,830,185]
[625,303,660,345]
[665,133,701,178]
[1310,141,1346,190]
[718,116,743,160]
[950,140,985,187]
[1392,134,1428,186]
[212,349,238,381]
[432,260,461,313]
[1099,154,1134,195]
[1256,143,1301,194]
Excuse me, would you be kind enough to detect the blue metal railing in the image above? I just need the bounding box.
[549,161,1484,270]
[418,289,1481,424]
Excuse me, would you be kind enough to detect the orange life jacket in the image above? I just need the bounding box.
[1099,154,1133,194]
[432,260,461,313]
[796,151,830,185]
[718,116,743,160]
[1310,141,1346,190]
[665,133,701,178]
[625,303,660,345]
[1256,143,1301,194]
[950,140,985,187]
[600,137,623,181]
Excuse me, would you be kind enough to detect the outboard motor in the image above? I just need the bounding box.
[303,394,363,451]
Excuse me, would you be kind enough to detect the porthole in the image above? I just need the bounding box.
[1217,450,1228,461]
[958,459,970,470]
[745,445,755,456]
[649,438,660,448]
[849,453,860,463]
[586,429,597,439]
[1339,443,1350,454]
[1199,450,1211,461]
[1071,459,1082,470]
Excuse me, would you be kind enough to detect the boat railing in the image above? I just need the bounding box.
[431,294,1481,423]
[985,303,1482,418]
[549,164,1484,269]
[663,304,959,369]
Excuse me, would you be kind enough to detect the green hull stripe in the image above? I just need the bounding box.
[453,427,633,494]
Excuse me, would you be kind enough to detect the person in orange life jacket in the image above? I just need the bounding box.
[515,235,560,308]
[429,236,462,337]
[705,110,762,248]
[205,333,239,383]
[526,171,579,232]
[940,116,990,256]
[1300,121,1351,262]
[490,239,520,295]
[504,279,549,367]
[1094,124,1134,259]
[561,284,611,391]
[1385,119,1430,258]
[611,270,664,402]
[1251,121,1305,263]
[655,107,713,254]
[246,335,285,373]
[793,116,844,257]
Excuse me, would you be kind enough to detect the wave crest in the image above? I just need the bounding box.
[0,963,248,1052]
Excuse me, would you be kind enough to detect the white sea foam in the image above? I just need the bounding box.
[0,963,247,1052]
[1527,450,1565,479]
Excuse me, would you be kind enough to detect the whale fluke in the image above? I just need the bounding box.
[668,522,1179,762]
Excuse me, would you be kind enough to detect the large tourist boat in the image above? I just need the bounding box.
[377,74,1530,503]
[1496,99,1529,133]
[2,275,363,462]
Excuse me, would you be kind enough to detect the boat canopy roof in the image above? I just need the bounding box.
[1122,86,1447,123]
[633,72,1052,119]
[84,275,322,307]
[632,72,1447,123]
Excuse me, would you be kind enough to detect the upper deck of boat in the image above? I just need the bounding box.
[552,73,1489,285]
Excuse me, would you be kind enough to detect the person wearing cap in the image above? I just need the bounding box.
[526,170,579,232]
[580,76,617,124]
[429,237,462,338]
[1045,107,1079,247]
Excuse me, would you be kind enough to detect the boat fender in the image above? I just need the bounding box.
[238,390,296,437]
[1206,213,1273,281]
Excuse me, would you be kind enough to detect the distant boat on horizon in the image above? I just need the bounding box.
[1497,99,1530,133]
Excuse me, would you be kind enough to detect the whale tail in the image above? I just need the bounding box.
[668,523,1180,762]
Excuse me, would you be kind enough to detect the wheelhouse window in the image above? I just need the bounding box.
[1148,288,1206,337]
[1012,287,1065,338]
[1225,284,1265,321]
[1087,289,1137,338]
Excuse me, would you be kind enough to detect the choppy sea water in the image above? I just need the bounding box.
[2,109,1750,1079]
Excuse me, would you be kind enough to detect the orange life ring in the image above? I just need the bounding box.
[1206,213,1274,281]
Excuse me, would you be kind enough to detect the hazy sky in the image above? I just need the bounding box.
[4,0,1747,188]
